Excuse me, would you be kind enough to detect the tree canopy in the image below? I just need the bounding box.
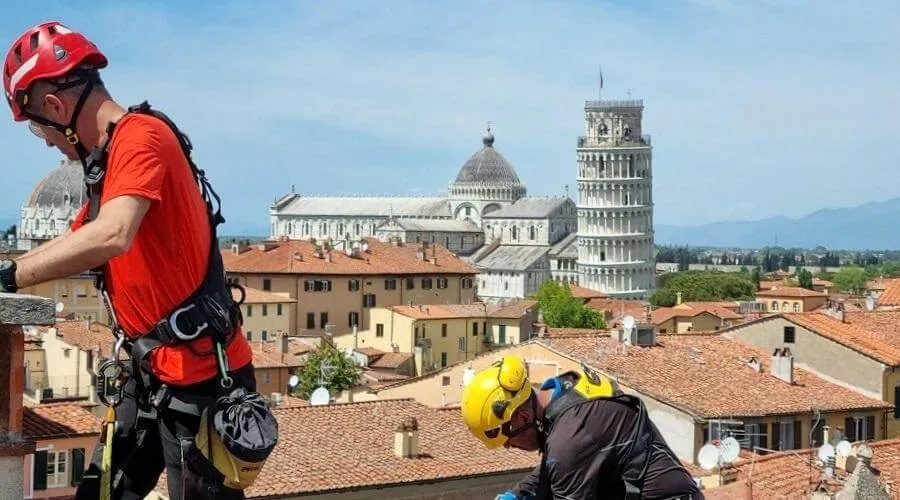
[649,271,757,307]
[532,280,607,329]
[292,343,362,400]
[797,268,814,290]
[832,266,869,295]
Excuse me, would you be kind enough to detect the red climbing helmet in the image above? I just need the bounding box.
[2,21,107,121]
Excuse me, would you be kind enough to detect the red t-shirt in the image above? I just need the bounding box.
[71,112,252,386]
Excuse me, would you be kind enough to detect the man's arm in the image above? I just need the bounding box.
[16,228,73,261]
[14,195,151,288]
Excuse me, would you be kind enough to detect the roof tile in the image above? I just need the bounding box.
[543,333,892,418]
[223,237,477,276]
[757,287,827,298]
[240,400,538,497]
[876,278,900,306]
[783,311,900,366]
[24,403,101,439]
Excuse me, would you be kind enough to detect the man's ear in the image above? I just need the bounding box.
[41,92,67,123]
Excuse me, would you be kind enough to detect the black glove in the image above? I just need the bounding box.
[0,260,18,293]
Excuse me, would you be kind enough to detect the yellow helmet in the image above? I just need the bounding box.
[460,355,533,449]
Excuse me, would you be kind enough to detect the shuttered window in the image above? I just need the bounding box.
[33,450,47,490]
[71,448,85,486]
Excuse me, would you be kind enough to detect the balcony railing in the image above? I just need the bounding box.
[0,292,56,499]
[578,135,651,148]
[584,99,644,109]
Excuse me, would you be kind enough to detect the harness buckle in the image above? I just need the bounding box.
[169,303,208,341]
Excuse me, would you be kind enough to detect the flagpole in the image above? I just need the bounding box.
[598,65,604,101]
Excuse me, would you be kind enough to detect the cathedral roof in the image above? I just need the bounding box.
[273,197,451,218]
[25,159,85,209]
[452,129,524,187]
[482,197,573,219]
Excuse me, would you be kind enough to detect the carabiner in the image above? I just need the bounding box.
[97,359,125,407]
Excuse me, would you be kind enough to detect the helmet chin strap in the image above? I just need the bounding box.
[503,394,548,452]
[22,71,98,168]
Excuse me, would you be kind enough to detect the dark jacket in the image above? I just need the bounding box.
[511,375,703,499]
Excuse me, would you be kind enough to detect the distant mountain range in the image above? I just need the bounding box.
[655,197,900,251]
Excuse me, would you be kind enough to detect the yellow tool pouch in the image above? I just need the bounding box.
[186,386,279,490]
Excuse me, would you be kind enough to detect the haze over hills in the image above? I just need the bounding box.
[655,197,900,251]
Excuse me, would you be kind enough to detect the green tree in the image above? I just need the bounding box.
[797,268,813,290]
[293,343,362,400]
[532,280,607,329]
[648,270,756,307]
[832,266,869,295]
[750,267,762,290]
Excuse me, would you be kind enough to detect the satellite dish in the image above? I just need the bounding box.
[55,302,65,313]
[836,440,852,457]
[697,443,719,470]
[287,375,299,388]
[462,367,475,387]
[362,243,369,252]
[818,443,836,461]
[622,315,636,330]
[309,386,330,406]
[719,437,740,463]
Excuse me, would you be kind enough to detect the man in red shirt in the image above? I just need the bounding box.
[1,22,261,499]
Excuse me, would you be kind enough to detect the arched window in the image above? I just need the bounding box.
[793,303,800,313]
[771,301,779,312]
[511,226,518,240]
[529,226,536,240]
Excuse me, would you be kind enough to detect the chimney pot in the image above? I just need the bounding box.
[393,417,420,458]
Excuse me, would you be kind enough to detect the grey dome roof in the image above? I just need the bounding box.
[26,159,85,208]
[453,129,523,186]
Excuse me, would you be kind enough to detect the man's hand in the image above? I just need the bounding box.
[495,491,535,500]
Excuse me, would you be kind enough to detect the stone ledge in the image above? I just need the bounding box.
[0,293,55,326]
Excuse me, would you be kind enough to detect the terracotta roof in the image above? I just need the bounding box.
[362,369,412,388]
[707,438,900,499]
[651,303,742,325]
[223,237,477,276]
[248,340,306,369]
[783,311,900,366]
[542,333,892,418]
[758,280,782,291]
[757,287,827,298]
[41,320,121,359]
[488,299,538,319]
[356,346,383,357]
[568,284,608,299]
[585,298,648,325]
[813,278,834,287]
[240,400,538,497]
[275,395,309,408]
[877,278,900,306]
[389,304,494,320]
[24,403,102,439]
[287,338,318,356]
[234,286,296,304]
[369,352,414,370]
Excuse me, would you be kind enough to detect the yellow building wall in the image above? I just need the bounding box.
[486,319,523,347]
[695,410,889,453]
[228,273,476,337]
[19,275,107,323]
[884,370,900,439]
[24,348,47,393]
[240,300,293,341]
[39,328,95,398]
[757,295,828,313]
[375,343,579,407]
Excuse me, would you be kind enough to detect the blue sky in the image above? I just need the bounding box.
[1,1,898,234]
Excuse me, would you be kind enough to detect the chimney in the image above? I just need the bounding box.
[676,291,683,305]
[393,417,420,458]
[771,347,794,384]
[281,334,290,355]
[746,356,761,372]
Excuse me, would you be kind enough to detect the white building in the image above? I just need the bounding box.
[270,129,578,304]
[576,99,655,298]
[17,159,85,251]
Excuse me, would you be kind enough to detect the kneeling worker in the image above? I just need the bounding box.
[460,355,704,499]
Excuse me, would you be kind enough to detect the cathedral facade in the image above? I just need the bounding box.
[269,129,580,304]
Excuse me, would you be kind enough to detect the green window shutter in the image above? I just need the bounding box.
[33,450,48,490]
[71,448,85,486]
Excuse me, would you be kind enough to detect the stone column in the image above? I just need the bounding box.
[0,292,55,499]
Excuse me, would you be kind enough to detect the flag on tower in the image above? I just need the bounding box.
[599,66,604,89]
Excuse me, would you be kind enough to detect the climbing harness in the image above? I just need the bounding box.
[536,365,654,500]
[80,101,275,493]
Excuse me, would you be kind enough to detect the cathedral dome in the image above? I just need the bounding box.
[453,129,524,186]
[26,159,86,208]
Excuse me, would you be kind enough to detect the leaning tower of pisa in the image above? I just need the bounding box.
[576,98,655,299]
